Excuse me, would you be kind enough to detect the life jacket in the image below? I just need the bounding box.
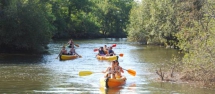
[108,50,114,56]
[99,50,105,55]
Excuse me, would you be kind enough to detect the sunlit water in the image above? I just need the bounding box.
[0,38,214,94]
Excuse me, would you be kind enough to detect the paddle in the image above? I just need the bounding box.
[79,71,102,76]
[79,68,136,76]
[94,48,99,52]
[123,69,136,76]
[112,44,116,47]
[76,54,82,58]
[55,52,61,59]
[75,44,79,47]
[118,53,123,57]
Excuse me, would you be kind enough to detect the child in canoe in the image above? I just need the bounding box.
[115,60,124,78]
[102,61,116,79]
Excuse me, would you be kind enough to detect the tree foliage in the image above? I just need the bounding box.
[85,0,134,38]
[127,0,215,85]
[0,0,52,52]
[0,0,134,52]
[176,0,215,84]
[50,0,134,38]
[127,0,179,45]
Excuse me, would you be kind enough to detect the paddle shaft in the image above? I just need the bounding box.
[56,51,62,59]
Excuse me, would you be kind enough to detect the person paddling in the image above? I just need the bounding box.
[60,46,67,55]
[68,46,81,57]
[98,47,106,56]
[68,39,75,48]
[102,61,116,79]
[114,60,124,78]
[108,47,115,56]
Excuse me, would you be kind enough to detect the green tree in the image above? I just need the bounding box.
[127,0,179,46]
[93,0,134,37]
[176,0,215,85]
[0,0,52,53]
[50,0,101,39]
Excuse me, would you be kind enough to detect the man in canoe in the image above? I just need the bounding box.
[60,46,67,55]
[68,46,81,57]
[55,46,67,59]
[98,47,106,56]
[68,39,75,48]
[108,47,116,56]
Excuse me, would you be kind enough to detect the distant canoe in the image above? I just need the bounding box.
[60,55,78,60]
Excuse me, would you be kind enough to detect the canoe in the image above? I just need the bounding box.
[60,55,78,60]
[100,76,126,88]
[96,55,118,61]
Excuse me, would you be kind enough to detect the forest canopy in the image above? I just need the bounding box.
[0,0,133,52]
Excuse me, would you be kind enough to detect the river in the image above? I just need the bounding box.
[0,38,214,94]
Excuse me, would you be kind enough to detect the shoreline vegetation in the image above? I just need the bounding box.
[155,71,215,88]
[154,56,215,88]
[1,0,215,88]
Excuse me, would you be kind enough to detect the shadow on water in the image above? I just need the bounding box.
[0,54,44,64]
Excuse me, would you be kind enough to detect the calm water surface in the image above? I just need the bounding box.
[0,38,214,94]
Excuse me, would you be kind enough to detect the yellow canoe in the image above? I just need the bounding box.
[60,55,78,60]
[100,76,126,88]
[96,55,118,61]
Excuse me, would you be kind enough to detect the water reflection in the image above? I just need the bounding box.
[100,87,122,94]
[0,54,44,64]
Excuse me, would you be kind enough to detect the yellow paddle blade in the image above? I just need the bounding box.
[75,44,79,47]
[127,69,136,76]
[79,71,93,76]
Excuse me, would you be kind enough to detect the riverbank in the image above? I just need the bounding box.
[154,71,215,88]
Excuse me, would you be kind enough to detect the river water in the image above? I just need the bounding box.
[0,38,214,94]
